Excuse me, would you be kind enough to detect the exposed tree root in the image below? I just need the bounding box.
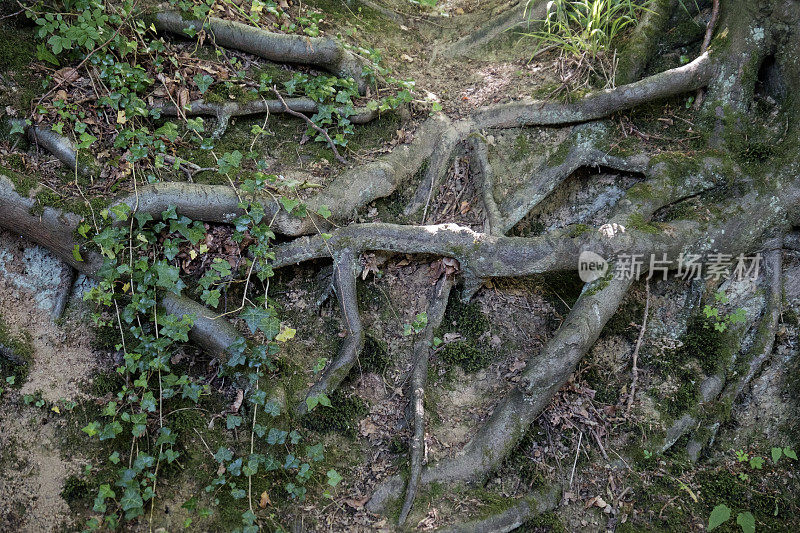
[156,97,377,132]
[367,275,633,512]
[661,238,784,460]
[497,124,650,233]
[0,342,27,366]
[12,121,96,177]
[399,274,454,524]
[435,485,561,533]
[467,52,714,130]
[154,11,371,93]
[296,248,363,416]
[616,0,678,85]
[161,154,215,182]
[467,136,502,235]
[52,264,76,320]
[0,175,243,363]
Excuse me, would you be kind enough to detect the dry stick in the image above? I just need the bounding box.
[399,274,454,525]
[569,431,583,490]
[271,88,348,165]
[694,0,720,109]
[626,279,650,415]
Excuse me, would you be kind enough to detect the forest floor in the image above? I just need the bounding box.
[1,0,799,532]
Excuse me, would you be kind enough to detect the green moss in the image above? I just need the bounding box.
[512,133,531,162]
[627,212,661,234]
[520,511,566,532]
[88,371,124,397]
[0,313,34,386]
[360,334,389,374]
[302,390,368,438]
[439,341,491,374]
[567,223,591,237]
[676,316,735,375]
[61,474,91,507]
[604,296,645,341]
[441,296,490,342]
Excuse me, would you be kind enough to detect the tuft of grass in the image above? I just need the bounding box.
[524,0,652,88]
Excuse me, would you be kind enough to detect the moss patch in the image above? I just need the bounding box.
[301,390,368,438]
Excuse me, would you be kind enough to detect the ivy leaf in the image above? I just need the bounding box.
[784,447,798,460]
[226,414,242,430]
[279,197,300,214]
[275,326,296,342]
[316,205,332,219]
[120,487,143,512]
[709,504,732,531]
[326,469,342,487]
[194,73,214,94]
[772,447,783,463]
[736,512,755,533]
[214,447,233,463]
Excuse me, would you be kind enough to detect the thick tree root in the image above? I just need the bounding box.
[296,249,363,416]
[11,121,95,177]
[154,12,370,93]
[0,175,243,363]
[156,97,377,133]
[435,485,561,533]
[367,275,633,512]
[467,52,714,130]
[52,263,76,320]
[467,136,502,235]
[616,0,678,85]
[661,238,784,460]
[399,274,454,524]
[497,124,650,233]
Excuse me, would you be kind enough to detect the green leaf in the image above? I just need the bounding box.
[709,504,732,531]
[316,205,332,219]
[326,469,342,487]
[72,244,83,262]
[194,73,214,94]
[749,456,764,469]
[771,447,783,463]
[120,487,143,512]
[279,197,300,214]
[736,512,755,533]
[784,447,797,460]
[82,421,101,437]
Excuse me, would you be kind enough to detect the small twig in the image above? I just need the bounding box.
[626,280,650,415]
[569,431,583,489]
[271,87,348,165]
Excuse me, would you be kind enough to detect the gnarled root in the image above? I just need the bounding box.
[154,11,371,93]
[435,485,561,533]
[367,275,634,512]
[399,274,454,524]
[680,239,784,460]
[296,248,363,416]
[498,123,650,233]
[52,264,76,320]
[156,97,377,137]
[467,136,502,235]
